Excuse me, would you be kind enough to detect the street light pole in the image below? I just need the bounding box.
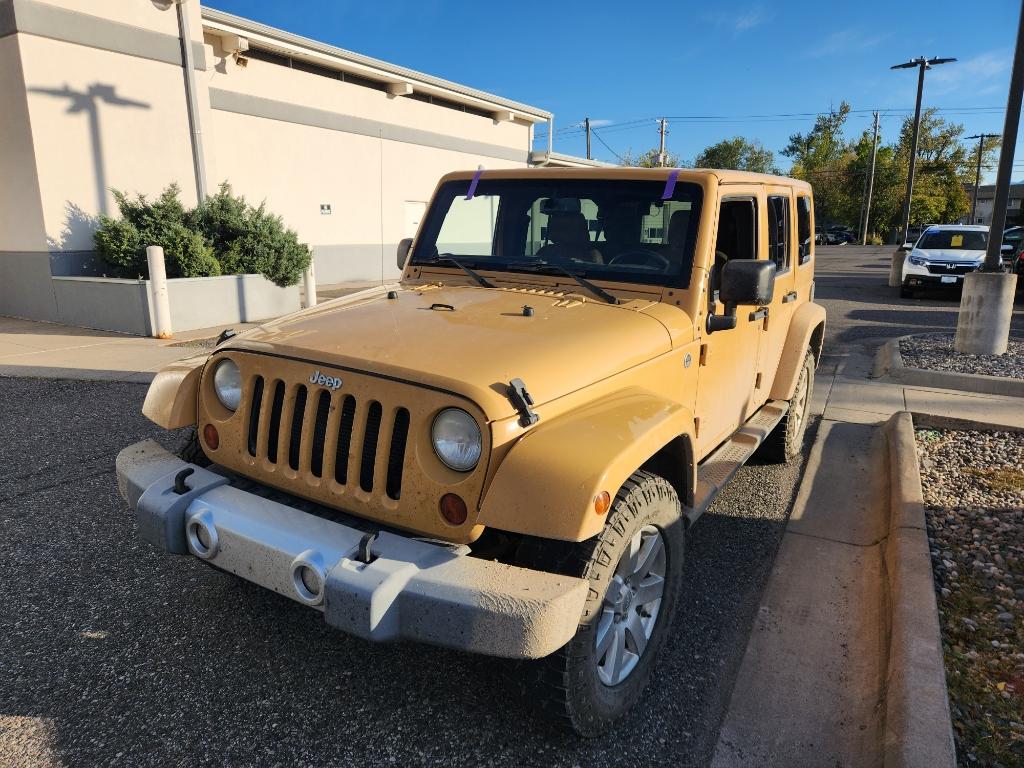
[861,111,880,245]
[954,1,1023,355]
[891,56,957,244]
[967,133,1000,225]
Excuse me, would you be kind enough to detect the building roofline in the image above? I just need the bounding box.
[201,7,552,123]
[529,150,616,168]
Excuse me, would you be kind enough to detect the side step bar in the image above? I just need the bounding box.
[686,400,789,525]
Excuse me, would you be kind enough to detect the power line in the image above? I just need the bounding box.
[589,127,624,162]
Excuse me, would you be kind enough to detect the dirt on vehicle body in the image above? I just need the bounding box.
[118,167,825,735]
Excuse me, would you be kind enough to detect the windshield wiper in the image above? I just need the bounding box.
[506,261,619,305]
[420,254,495,288]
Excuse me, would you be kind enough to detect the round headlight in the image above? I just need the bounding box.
[212,358,242,411]
[431,408,481,472]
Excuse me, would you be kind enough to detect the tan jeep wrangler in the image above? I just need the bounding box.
[117,168,824,736]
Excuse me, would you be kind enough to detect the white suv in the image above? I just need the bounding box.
[900,224,989,299]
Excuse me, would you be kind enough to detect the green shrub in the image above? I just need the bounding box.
[93,182,311,286]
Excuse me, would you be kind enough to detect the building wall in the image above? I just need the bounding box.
[200,34,532,283]
[0,0,540,328]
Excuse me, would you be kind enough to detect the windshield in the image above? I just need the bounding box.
[410,178,704,288]
[918,230,987,250]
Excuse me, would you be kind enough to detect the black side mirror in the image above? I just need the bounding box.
[720,259,776,306]
[707,259,777,334]
[397,238,413,270]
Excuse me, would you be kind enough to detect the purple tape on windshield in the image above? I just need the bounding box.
[661,168,681,200]
[465,168,484,200]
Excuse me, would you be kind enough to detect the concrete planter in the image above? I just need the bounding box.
[873,335,1024,398]
[51,274,299,337]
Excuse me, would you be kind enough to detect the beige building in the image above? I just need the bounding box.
[1,0,603,325]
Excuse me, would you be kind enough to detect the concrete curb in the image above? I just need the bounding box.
[882,412,956,768]
[873,336,1024,398]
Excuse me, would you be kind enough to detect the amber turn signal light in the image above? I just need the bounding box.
[203,423,220,451]
[594,491,611,515]
[439,493,468,525]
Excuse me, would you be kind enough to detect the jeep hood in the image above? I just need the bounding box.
[226,285,674,421]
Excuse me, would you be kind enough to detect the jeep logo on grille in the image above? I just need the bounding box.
[309,370,342,390]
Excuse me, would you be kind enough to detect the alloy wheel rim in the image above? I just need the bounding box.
[792,367,808,435]
[595,524,667,686]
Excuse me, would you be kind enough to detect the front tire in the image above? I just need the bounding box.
[900,284,914,299]
[762,348,814,463]
[516,471,685,736]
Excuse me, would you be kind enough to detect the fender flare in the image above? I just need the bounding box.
[769,301,826,401]
[142,354,208,429]
[478,389,696,542]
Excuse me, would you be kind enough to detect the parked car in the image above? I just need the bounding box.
[900,224,990,298]
[827,225,856,244]
[1002,225,1024,277]
[117,168,825,736]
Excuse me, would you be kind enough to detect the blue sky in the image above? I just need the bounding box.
[207,0,1021,180]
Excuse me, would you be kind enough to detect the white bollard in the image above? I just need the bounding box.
[146,245,173,339]
[302,260,317,308]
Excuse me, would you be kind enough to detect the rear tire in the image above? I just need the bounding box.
[515,471,685,737]
[762,348,814,463]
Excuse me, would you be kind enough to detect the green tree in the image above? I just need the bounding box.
[694,136,779,174]
[783,102,856,226]
[620,147,682,168]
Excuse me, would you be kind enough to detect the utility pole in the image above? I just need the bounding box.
[966,133,1000,224]
[954,0,1023,356]
[585,117,591,160]
[657,118,668,167]
[891,56,957,244]
[861,111,880,245]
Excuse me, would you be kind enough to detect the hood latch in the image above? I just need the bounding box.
[508,378,539,427]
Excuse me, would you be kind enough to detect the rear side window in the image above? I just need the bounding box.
[767,195,790,272]
[796,196,813,264]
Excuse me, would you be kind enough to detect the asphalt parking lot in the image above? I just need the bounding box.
[3,245,1020,767]
[0,374,811,767]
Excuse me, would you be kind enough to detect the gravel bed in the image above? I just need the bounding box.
[901,334,1024,379]
[917,427,1024,767]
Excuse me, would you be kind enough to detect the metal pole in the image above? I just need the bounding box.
[175,0,207,202]
[972,138,984,224]
[899,61,927,245]
[983,4,1024,271]
[585,117,591,160]
[862,111,880,245]
[658,119,667,167]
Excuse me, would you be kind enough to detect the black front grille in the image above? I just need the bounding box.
[926,262,978,275]
[246,378,410,497]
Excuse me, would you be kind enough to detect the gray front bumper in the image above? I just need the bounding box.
[116,440,588,659]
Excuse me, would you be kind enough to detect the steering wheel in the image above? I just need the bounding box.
[608,249,670,270]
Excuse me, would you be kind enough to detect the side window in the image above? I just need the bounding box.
[767,195,790,272]
[796,195,813,264]
[712,198,757,293]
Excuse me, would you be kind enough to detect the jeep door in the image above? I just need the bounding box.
[694,186,765,456]
[754,185,798,403]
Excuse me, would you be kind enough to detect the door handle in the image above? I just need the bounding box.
[748,307,769,321]
[782,291,798,304]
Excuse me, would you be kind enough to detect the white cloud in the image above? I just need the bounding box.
[806,27,888,59]
[928,50,1010,95]
[702,6,772,34]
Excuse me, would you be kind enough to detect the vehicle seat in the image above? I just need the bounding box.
[537,212,601,264]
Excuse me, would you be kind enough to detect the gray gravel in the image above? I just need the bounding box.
[0,376,813,767]
[901,333,1024,379]
[916,428,1024,765]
